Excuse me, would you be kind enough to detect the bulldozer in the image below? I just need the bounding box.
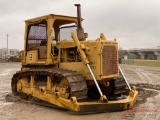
[11,4,138,113]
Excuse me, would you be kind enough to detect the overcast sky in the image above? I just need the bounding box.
[0,0,160,50]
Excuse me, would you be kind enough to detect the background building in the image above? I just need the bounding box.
[119,47,160,60]
[0,48,20,59]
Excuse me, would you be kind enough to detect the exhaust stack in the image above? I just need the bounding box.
[74,4,84,41]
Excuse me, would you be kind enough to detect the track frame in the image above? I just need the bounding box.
[12,69,138,112]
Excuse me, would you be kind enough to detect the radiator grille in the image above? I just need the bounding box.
[102,46,118,76]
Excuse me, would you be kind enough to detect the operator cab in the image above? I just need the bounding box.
[23,14,82,64]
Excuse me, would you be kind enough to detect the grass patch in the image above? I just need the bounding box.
[122,59,160,67]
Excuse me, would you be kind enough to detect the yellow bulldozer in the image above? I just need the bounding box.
[11,4,138,112]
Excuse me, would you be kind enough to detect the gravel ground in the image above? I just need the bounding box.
[0,62,160,120]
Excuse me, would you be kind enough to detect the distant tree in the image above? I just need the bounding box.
[118,47,124,59]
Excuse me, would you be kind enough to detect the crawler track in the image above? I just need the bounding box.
[11,69,88,104]
[11,68,128,109]
[112,71,127,97]
[87,71,127,100]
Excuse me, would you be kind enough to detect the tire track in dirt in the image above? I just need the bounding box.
[119,83,159,120]
[120,65,160,85]
[120,66,141,84]
[135,68,152,84]
[0,63,20,116]
[120,65,160,120]
[142,70,160,84]
[1,63,160,120]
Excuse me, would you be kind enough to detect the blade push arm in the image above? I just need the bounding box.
[71,32,107,102]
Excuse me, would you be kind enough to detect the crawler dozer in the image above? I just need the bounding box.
[11,4,138,113]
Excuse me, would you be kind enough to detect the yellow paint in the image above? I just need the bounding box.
[16,10,138,112]
[17,77,138,112]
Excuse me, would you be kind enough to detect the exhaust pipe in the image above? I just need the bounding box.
[74,4,84,41]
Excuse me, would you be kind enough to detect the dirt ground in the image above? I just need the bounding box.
[0,62,160,120]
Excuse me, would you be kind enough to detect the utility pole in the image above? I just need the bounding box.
[7,34,9,55]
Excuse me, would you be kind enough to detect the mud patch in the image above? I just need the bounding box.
[136,88,158,105]
[130,83,159,106]
[5,93,17,102]
[131,83,160,90]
